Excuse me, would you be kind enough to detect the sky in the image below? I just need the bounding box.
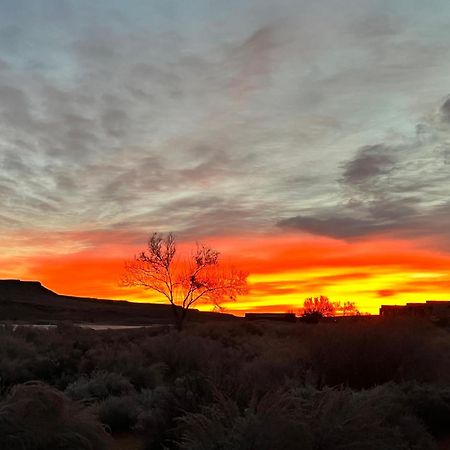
[1,0,450,314]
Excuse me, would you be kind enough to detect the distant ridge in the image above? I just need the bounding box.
[0,279,237,325]
[0,279,132,305]
[0,279,59,298]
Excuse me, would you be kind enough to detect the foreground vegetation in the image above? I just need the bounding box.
[0,319,449,449]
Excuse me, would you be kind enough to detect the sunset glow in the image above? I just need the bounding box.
[2,1,450,315]
[2,230,450,315]
[3,4,450,450]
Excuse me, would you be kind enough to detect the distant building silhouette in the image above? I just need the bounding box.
[245,312,296,322]
[380,301,450,323]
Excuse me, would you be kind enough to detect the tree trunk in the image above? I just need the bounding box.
[171,304,189,332]
[171,303,181,331]
[171,305,189,332]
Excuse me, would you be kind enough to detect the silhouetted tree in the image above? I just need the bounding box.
[302,296,335,323]
[302,297,360,322]
[123,233,248,331]
[337,301,360,316]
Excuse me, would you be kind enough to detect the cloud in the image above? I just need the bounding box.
[2,0,450,249]
[440,95,450,123]
[279,215,376,238]
[0,85,32,128]
[377,289,395,297]
[279,94,450,243]
[341,144,395,185]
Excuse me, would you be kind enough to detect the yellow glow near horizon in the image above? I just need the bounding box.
[3,232,450,316]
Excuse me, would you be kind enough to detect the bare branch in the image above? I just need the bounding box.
[122,232,248,330]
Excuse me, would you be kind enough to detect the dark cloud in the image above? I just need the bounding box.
[341,144,395,185]
[440,96,450,123]
[279,195,450,244]
[278,214,379,238]
[109,192,272,240]
[278,202,437,240]
[280,93,450,243]
[367,198,418,222]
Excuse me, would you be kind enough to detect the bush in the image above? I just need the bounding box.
[65,371,134,401]
[0,335,39,386]
[179,386,437,450]
[97,395,139,432]
[400,383,450,438]
[295,385,435,450]
[305,321,449,388]
[134,386,178,447]
[0,382,111,450]
[178,390,311,450]
[0,321,448,448]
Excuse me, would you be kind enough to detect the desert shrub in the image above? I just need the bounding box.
[78,343,123,374]
[305,321,449,388]
[188,321,265,344]
[178,390,311,450]
[0,382,111,450]
[97,380,200,437]
[399,383,450,438]
[179,386,437,450]
[78,337,138,363]
[97,395,139,432]
[0,321,448,449]
[0,334,42,386]
[130,361,169,389]
[134,376,214,448]
[236,343,307,401]
[135,385,181,448]
[295,385,436,450]
[65,371,134,401]
[0,327,95,389]
[141,334,219,377]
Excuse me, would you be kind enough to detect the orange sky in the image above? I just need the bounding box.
[3,1,450,319]
[2,230,450,316]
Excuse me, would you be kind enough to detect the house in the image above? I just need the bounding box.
[380,301,450,322]
[426,301,450,320]
[245,312,297,322]
[379,305,406,317]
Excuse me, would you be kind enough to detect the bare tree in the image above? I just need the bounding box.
[302,295,336,323]
[303,296,336,316]
[302,296,360,322]
[123,233,248,330]
[337,301,360,316]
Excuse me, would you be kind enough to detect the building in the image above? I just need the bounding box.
[379,305,405,317]
[245,313,297,322]
[380,301,450,322]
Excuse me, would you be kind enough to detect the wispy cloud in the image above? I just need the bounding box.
[1,0,449,240]
[280,95,450,245]
[2,0,450,309]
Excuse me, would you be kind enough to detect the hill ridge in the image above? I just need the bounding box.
[0,279,236,324]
